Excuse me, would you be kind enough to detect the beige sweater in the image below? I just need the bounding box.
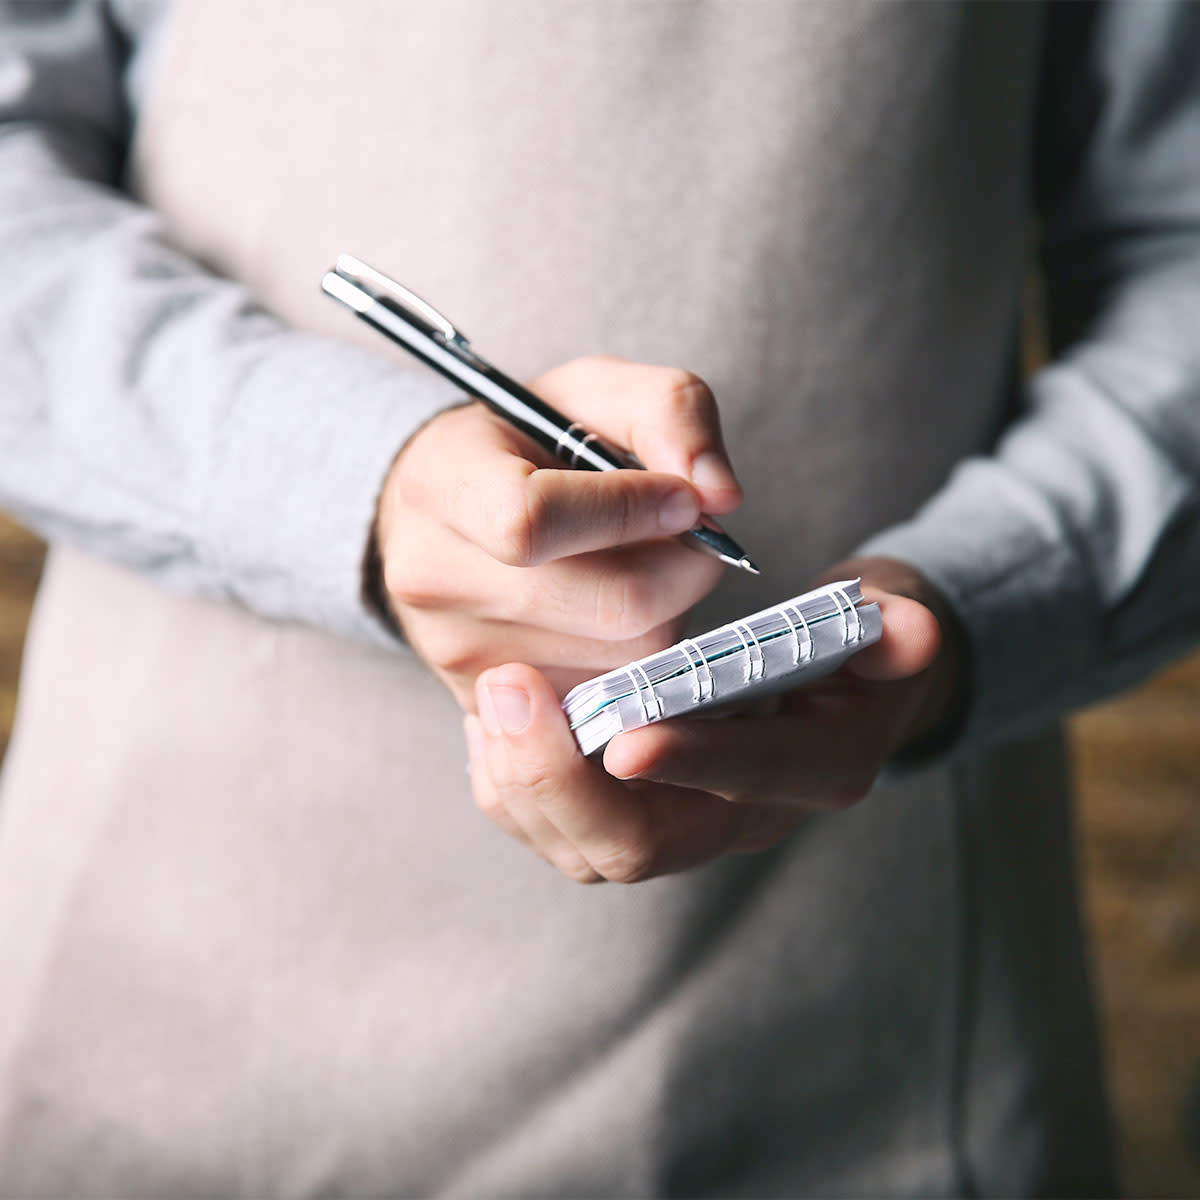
[22,0,1200,1192]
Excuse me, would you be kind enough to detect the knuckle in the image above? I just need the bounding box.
[486,485,540,567]
[517,758,558,798]
[391,444,428,503]
[383,559,442,613]
[439,650,489,682]
[473,787,507,823]
[554,850,606,885]
[597,844,658,885]
[662,370,716,421]
[591,828,659,884]
[417,629,488,680]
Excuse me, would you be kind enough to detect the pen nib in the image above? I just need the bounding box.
[737,557,760,575]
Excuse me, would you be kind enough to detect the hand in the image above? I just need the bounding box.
[464,558,969,883]
[376,356,744,707]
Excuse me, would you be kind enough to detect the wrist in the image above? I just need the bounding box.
[361,496,406,640]
[361,400,477,641]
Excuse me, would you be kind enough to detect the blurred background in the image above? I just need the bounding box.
[1,514,1199,1193]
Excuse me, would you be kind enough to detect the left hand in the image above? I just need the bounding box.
[464,557,968,883]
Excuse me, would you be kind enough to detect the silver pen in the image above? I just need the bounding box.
[322,255,759,573]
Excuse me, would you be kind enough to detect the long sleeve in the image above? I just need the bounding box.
[862,0,1200,748]
[0,1,459,644]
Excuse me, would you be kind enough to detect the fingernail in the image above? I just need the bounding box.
[691,451,738,495]
[602,742,641,781]
[606,762,640,781]
[659,487,700,533]
[480,684,531,736]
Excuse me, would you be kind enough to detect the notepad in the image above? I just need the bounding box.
[563,579,882,755]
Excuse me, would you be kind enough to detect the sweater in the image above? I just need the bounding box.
[3,1,1198,1193]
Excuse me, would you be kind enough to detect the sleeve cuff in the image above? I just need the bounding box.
[203,329,461,646]
[857,455,1098,751]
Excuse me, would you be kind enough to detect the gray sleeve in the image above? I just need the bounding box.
[0,1,459,645]
[861,0,1200,747]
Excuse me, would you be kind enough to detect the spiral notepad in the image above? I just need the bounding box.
[563,579,882,755]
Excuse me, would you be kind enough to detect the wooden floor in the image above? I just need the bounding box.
[0,519,44,762]
[1072,655,1200,1195]
[2,515,1199,1194]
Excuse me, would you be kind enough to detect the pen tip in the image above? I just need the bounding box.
[738,557,761,575]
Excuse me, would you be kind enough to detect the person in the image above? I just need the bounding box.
[0,1,1196,1194]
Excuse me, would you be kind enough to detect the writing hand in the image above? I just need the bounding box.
[377,356,743,707]
[464,558,967,882]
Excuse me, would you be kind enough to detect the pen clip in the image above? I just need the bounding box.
[331,254,472,351]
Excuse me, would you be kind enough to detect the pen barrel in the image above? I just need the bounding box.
[350,292,627,471]
[465,360,631,472]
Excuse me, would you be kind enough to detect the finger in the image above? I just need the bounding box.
[475,669,610,883]
[845,592,942,682]
[602,706,888,809]
[390,511,723,639]
[476,664,771,881]
[476,663,647,856]
[469,711,604,883]
[394,403,702,565]
[529,357,744,515]
[464,714,533,848]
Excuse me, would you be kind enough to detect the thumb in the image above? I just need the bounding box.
[475,663,587,787]
[846,593,942,682]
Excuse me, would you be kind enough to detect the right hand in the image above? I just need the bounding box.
[376,355,744,709]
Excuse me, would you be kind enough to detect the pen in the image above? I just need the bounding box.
[321,255,759,574]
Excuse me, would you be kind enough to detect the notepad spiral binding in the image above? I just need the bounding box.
[563,579,882,755]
